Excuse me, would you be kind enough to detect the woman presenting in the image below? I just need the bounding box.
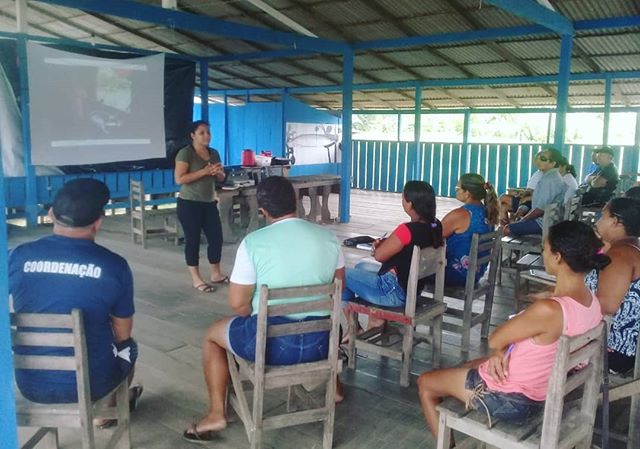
[175,120,227,293]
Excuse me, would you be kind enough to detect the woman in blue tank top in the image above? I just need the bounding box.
[441,173,499,286]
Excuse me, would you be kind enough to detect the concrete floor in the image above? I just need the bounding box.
[11,189,628,448]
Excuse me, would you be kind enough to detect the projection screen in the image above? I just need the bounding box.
[27,42,165,166]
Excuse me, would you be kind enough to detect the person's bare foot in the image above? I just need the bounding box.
[183,416,227,443]
[341,325,364,344]
[335,377,344,403]
[367,317,386,329]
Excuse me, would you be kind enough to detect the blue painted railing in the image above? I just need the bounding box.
[5,169,177,219]
[5,142,639,219]
[351,141,640,197]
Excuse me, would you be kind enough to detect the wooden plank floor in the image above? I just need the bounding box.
[11,189,625,449]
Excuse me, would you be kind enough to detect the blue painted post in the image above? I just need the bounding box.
[18,37,38,226]
[223,93,229,165]
[281,89,288,157]
[340,49,353,223]
[0,139,17,449]
[635,111,640,151]
[603,76,612,145]
[199,59,209,122]
[462,109,471,172]
[413,87,422,180]
[553,34,573,154]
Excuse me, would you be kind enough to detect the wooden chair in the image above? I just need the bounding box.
[442,231,501,358]
[345,244,447,387]
[130,179,179,248]
[563,193,583,221]
[436,321,606,449]
[12,309,130,449]
[606,328,640,449]
[499,202,563,301]
[226,280,342,449]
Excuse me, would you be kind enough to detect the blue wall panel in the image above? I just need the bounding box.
[285,97,340,126]
[195,98,339,173]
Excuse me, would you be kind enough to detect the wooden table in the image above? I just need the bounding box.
[217,174,341,242]
[217,186,261,243]
[289,175,341,223]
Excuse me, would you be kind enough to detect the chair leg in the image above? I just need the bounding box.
[628,393,640,449]
[432,317,442,369]
[400,323,414,387]
[481,294,495,340]
[42,428,59,449]
[115,380,131,449]
[322,373,337,449]
[347,310,358,370]
[461,301,473,359]
[436,413,452,449]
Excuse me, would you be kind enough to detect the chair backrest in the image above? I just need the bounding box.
[539,321,606,448]
[405,244,446,315]
[12,309,92,416]
[563,194,583,221]
[254,280,342,375]
[541,202,564,237]
[462,231,501,295]
[130,179,145,210]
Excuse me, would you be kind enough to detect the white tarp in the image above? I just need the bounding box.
[27,43,165,166]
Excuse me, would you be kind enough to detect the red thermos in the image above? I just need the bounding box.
[242,149,256,166]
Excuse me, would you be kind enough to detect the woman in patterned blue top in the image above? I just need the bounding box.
[441,173,499,286]
[586,197,640,374]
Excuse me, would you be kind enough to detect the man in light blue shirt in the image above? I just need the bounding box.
[183,176,345,442]
[503,147,566,236]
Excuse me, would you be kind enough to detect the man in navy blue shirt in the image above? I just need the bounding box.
[9,179,141,419]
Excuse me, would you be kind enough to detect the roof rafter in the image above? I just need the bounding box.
[76,11,266,89]
[242,0,316,37]
[279,0,431,109]
[483,0,573,35]
[32,0,347,53]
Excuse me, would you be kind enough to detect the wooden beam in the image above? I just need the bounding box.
[243,0,316,37]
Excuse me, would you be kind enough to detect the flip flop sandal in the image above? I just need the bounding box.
[209,276,229,285]
[129,384,143,412]
[182,425,218,443]
[96,418,118,430]
[193,283,216,293]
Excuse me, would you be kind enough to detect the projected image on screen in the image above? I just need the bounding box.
[27,42,166,166]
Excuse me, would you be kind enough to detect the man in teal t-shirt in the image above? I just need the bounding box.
[183,176,345,442]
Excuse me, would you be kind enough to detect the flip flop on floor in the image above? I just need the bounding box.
[193,283,216,293]
[182,424,218,444]
[209,276,229,285]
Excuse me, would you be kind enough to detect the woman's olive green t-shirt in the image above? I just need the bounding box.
[175,145,221,202]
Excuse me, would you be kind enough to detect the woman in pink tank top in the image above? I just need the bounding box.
[418,220,609,438]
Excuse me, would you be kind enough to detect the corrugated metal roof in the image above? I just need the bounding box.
[464,62,527,78]
[379,49,447,67]
[576,33,640,55]
[0,0,637,109]
[556,0,639,22]
[435,44,503,64]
